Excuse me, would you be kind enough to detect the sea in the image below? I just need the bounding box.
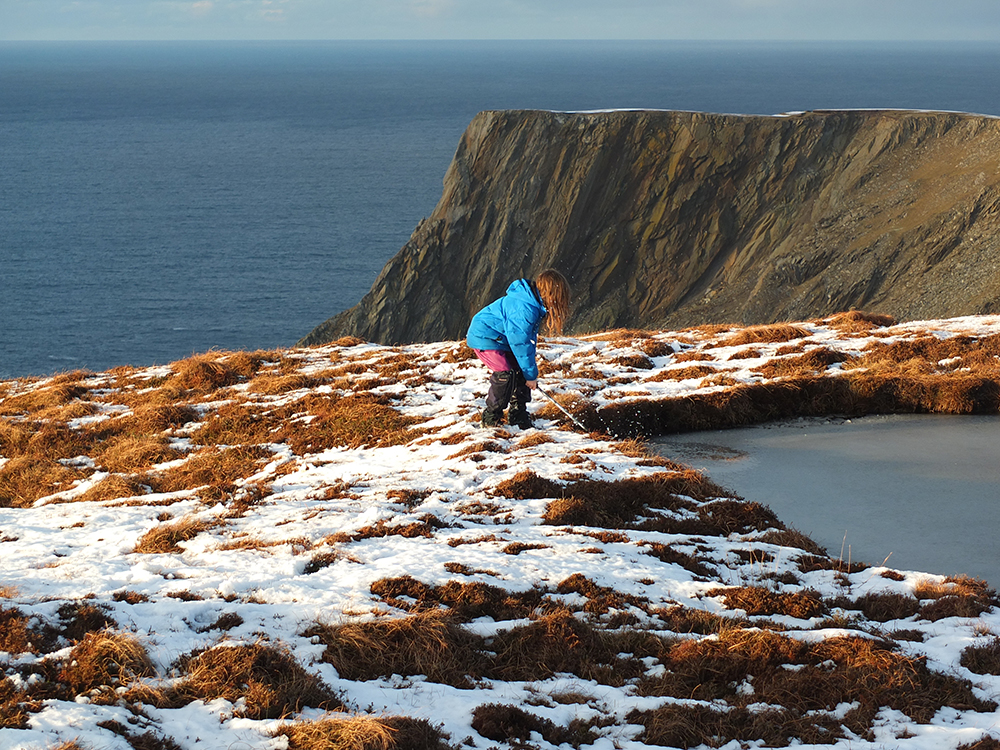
[4,40,1000,379]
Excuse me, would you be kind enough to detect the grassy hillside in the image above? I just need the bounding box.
[3,312,1000,749]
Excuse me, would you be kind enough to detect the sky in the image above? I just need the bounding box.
[2,0,1000,42]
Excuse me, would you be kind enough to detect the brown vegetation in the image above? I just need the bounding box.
[721,324,812,347]
[279,715,454,750]
[709,585,826,619]
[0,456,82,507]
[133,516,212,554]
[633,627,996,744]
[369,576,542,621]
[161,641,342,719]
[278,393,425,453]
[0,605,33,654]
[59,630,155,695]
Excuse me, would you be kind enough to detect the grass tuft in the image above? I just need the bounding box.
[307,611,486,688]
[59,629,155,694]
[133,516,211,554]
[279,715,454,750]
[164,641,343,719]
[0,456,82,508]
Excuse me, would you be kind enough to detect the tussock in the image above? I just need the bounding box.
[76,474,149,504]
[636,628,995,738]
[97,434,183,473]
[145,445,270,494]
[307,611,486,688]
[0,382,88,417]
[849,592,921,622]
[709,585,827,619]
[369,576,543,621]
[0,456,82,508]
[471,703,596,747]
[59,629,155,695]
[279,715,454,750]
[0,677,29,729]
[326,514,448,544]
[961,638,1000,675]
[0,605,33,654]
[55,601,118,643]
[170,353,242,391]
[192,402,281,445]
[279,393,425,453]
[133,516,212,554]
[164,641,343,719]
[721,324,812,347]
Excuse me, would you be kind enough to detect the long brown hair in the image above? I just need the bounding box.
[535,269,571,336]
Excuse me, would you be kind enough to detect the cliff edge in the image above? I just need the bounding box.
[299,109,1000,346]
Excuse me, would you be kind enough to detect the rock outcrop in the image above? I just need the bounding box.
[299,109,1000,346]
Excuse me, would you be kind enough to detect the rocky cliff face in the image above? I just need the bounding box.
[299,109,1000,346]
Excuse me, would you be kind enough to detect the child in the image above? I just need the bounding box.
[466,269,571,428]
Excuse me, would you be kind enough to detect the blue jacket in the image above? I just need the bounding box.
[466,279,547,380]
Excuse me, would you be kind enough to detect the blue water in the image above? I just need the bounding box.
[4,40,1000,378]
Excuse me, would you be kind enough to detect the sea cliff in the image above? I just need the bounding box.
[301,108,1000,346]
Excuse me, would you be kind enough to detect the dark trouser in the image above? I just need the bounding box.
[475,349,531,415]
[485,367,531,415]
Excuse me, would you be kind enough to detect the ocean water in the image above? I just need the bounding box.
[4,40,1000,379]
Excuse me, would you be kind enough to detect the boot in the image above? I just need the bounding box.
[481,408,504,427]
[508,406,533,430]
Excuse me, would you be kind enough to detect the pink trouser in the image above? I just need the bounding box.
[474,349,516,372]
[473,349,530,413]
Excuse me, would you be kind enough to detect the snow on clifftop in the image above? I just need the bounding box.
[3,312,1000,750]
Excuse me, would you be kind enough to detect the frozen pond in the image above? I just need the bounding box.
[652,414,1000,586]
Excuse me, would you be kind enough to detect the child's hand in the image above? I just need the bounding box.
[527,380,538,390]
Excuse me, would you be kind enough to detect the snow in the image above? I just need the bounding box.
[3,315,1000,749]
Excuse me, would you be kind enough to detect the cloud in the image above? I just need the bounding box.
[190,0,213,16]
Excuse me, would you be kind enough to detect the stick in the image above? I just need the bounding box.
[535,386,589,431]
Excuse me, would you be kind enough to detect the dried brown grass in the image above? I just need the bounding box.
[279,715,453,750]
[718,324,811,347]
[191,402,281,445]
[471,703,596,748]
[486,609,656,685]
[960,638,1000,675]
[644,364,717,383]
[0,382,89,417]
[59,630,155,694]
[279,393,425,453]
[629,702,843,748]
[326,514,448,544]
[492,468,778,537]
[821,310,896,332]
[756,528,827,555]
[0,456,82,508]
[75,474,149,504]
[369,576,543,621]
[97,434,183,473]
[0,676,29,729]
[636,627,995,737]
[643,542,715,577]
[0,605,33,654]
[170,353,242,392]
[163,641,343,719]
[307,611,487,688]
[55,601,118,643]
[145,445,270,494]
[246,372,319,395]
[709,586,827,619]
[915,576,997,621]
[133,516,211,554]
[752,347,852,379]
